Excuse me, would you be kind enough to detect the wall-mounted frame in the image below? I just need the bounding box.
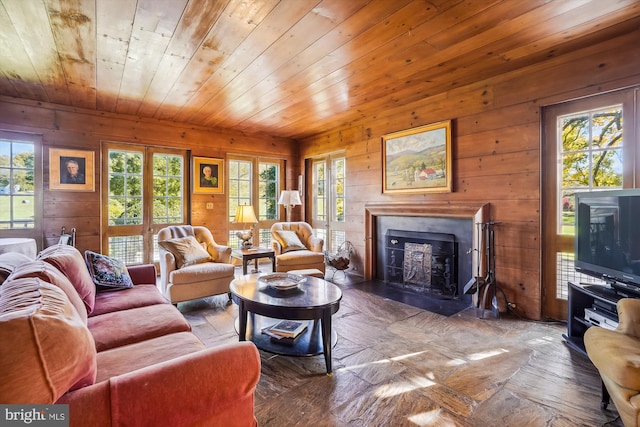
[49,148,95,191]
[382,120,452,194]
[193,156,224,194]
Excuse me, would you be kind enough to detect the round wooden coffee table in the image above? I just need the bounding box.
[230,273,342,374]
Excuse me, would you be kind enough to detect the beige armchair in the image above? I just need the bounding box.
[585,298,640,426]
[157,225,234,304]
[270,222,325,274]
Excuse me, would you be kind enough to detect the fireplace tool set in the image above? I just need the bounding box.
[476,221,499,319]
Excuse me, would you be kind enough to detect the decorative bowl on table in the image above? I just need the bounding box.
[259,273,306,290]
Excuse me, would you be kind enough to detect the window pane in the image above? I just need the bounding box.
[558,105,623,235]
[229,159,252,222]
[0,139,35,229]
[152,153,183,224]
[258,162,278,220]
[108,150,144,226]
[314,162,326,221]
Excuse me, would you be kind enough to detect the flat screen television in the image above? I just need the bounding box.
[575,188,640,295]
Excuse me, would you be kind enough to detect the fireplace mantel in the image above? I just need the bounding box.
[364,202,490,280]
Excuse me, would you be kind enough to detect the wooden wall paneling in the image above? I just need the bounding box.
[455,124,540,158]
[455,149,539,179]
[0,96,297,253]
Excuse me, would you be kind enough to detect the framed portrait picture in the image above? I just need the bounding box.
[193,157,224,194]
[382,120,452,194]
[49,148,95,192]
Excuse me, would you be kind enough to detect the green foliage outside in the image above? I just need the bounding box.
[0,142,35,228]
[560,108,623,235]
[108,152,183,225]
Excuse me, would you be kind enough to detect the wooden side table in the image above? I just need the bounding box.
[231,248,276,275]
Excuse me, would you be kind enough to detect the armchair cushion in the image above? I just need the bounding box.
[274,230,307,253]
[159,236,212,268]
[84,251,133,290]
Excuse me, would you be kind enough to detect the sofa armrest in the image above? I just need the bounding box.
[308,236,324,253]
[59,342,260,427]
[272,241,283,255]
[212,244,232,264]
[110,342,260,426]
[616,298,640,338]
[126,264,157,286]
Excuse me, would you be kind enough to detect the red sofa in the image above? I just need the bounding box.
[0,245,260,427]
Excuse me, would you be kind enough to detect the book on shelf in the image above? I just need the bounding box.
[262,320,308,338]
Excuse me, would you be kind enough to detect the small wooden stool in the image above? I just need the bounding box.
[287,268,325,278]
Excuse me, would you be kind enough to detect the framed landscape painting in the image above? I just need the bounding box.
[49,148,95,191]
[193,156,224,194]
[382,120,452,194]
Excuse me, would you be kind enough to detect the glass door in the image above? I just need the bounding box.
[101,142,187,265]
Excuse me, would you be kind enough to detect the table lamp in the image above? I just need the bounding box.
[233,204,258,248]
[278,190,302,222]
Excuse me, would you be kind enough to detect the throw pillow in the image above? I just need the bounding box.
[37,244,97,314]
[0,277,97,403]
[275,230,307,253]
[84,251,134,290]
[158,235,211,268]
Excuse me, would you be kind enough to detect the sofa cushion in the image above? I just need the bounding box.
[0,277,96,403]
[8,260,88,323]
[37,244,96,314]
[276,250,325,267]
[84,251,134,290]
[0,252,34,285]
[169,262,234,285]
[88,303,191,352]
[158,236,211,268]
[274,230,307,253]
[91,284,168,317]
[95,332,206,382]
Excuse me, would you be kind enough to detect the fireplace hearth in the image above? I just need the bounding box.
[384,229,457,297]
[363,202,489,314]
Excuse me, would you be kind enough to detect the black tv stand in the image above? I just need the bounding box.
[563,282,626,356]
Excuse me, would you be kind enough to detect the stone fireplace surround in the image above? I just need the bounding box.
[364,202,490,299]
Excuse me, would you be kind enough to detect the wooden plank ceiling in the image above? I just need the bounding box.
[0,0,639,140]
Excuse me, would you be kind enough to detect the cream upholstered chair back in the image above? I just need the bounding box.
[270,222,323,254]
[270,222,325,274]
[157,225,233,304]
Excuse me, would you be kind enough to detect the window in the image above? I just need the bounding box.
[559,105,623,235]
[310,154,346,253]
[542,88,638,319]
[228,156,283,249]
[102,142,186,264]
[0,138,35,229]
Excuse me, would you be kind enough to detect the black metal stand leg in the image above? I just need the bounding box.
[321,311,332,374]
[601,380,610,410]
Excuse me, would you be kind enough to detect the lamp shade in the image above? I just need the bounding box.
[233,204,258,225]
[277,190,302,206]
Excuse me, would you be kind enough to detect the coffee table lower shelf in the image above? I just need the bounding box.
[235,313,337,357]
